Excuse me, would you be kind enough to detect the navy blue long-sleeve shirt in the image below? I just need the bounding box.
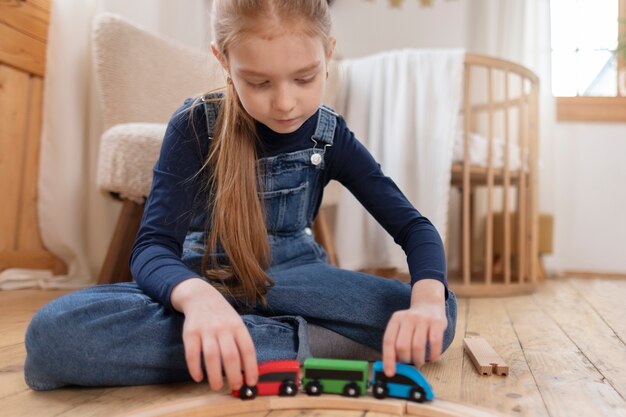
[130,98,448,308]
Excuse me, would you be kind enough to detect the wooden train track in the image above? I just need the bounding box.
[120,394,507,417]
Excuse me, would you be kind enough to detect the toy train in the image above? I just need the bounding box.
[232,358,434,403]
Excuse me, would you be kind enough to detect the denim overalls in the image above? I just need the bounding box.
[23,101,457,390]
[181,97,337,273]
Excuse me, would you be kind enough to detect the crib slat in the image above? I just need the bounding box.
[484,69,495,286]
[529,81,540,284]
[463,63,472,286]
[518,78,528,283]
[503,71,511,285]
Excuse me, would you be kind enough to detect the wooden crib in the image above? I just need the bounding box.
[446,54,540,297]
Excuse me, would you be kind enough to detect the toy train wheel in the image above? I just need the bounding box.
[239,385,258,400]
[305,380,322,396]
[342,382,361,398]
[409,386,427,403]
[279,380,298,396]
[372,381,388,399]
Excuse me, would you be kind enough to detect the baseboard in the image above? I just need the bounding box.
[558,270,626,280]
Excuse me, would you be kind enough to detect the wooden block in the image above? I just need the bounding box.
[463,337,509,376]
[269,395,406,415]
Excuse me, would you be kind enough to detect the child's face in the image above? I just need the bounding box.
[214,30,334,134]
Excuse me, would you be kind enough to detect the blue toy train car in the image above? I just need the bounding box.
[371,361,435,402]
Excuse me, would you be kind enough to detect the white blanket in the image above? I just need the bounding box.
[453,129,524,170]
[333,49,465,273]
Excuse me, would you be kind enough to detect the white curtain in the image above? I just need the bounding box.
[0,0,211,290]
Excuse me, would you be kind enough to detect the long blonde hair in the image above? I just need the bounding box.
[197,0,333,307]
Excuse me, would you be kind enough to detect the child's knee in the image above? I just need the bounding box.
[24,303,68,390]
[24,294,98,390]
[26,303,58,357]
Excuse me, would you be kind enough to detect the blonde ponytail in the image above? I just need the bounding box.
[200,81,272,306]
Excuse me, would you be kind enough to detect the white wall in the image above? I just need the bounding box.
[331,0,467,57]
[552,123,626,273]
[100,0,210,50]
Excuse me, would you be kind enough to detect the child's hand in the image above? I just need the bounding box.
[171,278,258,391]
[382,279,447,376]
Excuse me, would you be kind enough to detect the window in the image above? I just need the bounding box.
[551,0,626,121]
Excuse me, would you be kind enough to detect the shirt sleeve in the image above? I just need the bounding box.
[325,116,448,297]
[129,99,211,308]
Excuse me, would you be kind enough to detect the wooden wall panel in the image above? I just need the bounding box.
[0,0,50,42]
[0,0,66,274]
[0,22,46,76]
[0,65,29,251]
[23,0,49,12]
[17,76,45,251]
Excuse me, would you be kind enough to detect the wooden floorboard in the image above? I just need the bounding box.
[51,384,215,417]
[569,278,626,344]
[534,280,626,400]
[1,279,626,417]
[461,298,549,417]
[505,292,626,417]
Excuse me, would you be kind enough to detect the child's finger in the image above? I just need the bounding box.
[235,326,258,386]
[394,321,414,364]
[382,317,400,376]
[183,332,203,382]
[411,321,428,367]
[202,336,223,390]
[427,322,444,362]
[218,334,243,390]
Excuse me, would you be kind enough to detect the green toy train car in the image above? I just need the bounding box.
[301,358,369,397]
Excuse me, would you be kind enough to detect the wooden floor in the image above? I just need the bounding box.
[1,276,625,417]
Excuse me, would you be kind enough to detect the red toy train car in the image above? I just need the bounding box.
[232,360,300,400]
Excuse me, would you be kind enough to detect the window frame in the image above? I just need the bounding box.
[555,0,626,122]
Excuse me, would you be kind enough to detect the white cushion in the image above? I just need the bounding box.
[96,123,166,203]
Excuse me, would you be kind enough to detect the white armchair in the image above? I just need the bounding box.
[92,12,221,283]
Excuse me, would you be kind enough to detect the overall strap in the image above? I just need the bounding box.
[311,104,339,146]
[200,92,224,138]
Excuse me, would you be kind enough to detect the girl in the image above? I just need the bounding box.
[25,0,457,392]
